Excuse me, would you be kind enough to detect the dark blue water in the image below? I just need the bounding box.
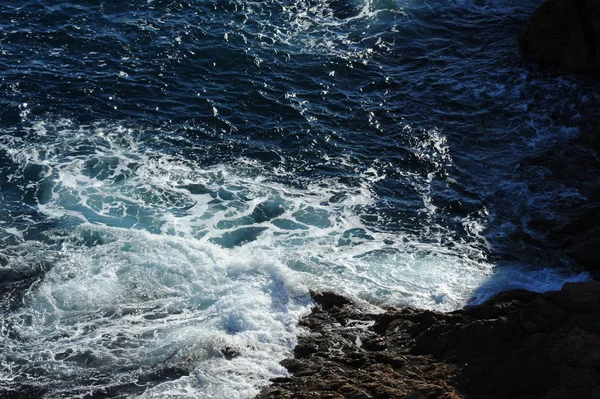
[0,0,597,397]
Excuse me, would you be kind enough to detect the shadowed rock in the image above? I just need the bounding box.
[520,0,600,73]
[221,346,240,360]
[257,283,600,398]
[310,290,353,310]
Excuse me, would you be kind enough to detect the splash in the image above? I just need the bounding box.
[0,119,505,396]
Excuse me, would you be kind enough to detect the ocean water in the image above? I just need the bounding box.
[0,0,596,397]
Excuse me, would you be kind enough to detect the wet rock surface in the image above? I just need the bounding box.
[257,284,600,398]
[520,0,600,73]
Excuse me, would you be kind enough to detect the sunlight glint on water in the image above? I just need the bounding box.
[0,0,595,395]
[0,119,499,397]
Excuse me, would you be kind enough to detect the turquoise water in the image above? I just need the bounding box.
[0,0,595,397]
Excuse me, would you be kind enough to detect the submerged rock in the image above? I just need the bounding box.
[520,0,600,72]
[257,284,600,398]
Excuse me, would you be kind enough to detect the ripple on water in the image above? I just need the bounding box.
[0,0,598,396]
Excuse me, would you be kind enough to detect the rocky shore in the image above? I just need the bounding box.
[257,285,600,399]
[256,1,600,398]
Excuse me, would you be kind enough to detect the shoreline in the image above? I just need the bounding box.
[257,0,600,397]
[256,282,600,398]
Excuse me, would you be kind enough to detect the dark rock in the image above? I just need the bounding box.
[520,0,600,73]
[294,366,322,377]
[221,346,240,360]
[294,343,319,358]
[257,283,600,399]
[310,290,352,310]
[270,377,292,384]
[362,336,387,351]
[373,353,407,369]
[280,359,304,373]
[373,312,404,334]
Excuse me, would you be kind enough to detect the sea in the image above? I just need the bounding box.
[0,0,597,397]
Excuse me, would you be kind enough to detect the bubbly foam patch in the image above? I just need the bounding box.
[0,119,589,397]
[0,224,309,397]
[224,0,404,59]
[0,120,496,309]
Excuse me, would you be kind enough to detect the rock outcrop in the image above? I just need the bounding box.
[520,0,600,72]
[257,283,600,398]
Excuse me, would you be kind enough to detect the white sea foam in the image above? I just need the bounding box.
[0,119,590,397]
[231,0,404,59]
